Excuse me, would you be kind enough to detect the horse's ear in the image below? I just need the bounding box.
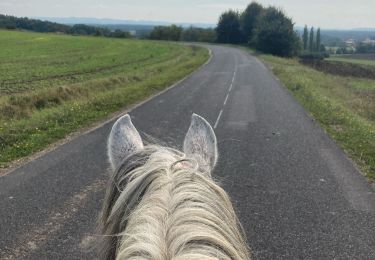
[108,114,143,170]
[183,114,218,171]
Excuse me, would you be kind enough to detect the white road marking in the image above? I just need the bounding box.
[214,66,237,129]
[229,68,236,92]
[214,110,223,129]
[223,94,229,106]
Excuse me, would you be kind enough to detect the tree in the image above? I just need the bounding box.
[216,10,244,44]
[149,25,182,41]
[240,2,263,44]
[309,27,314,52]
[356,42,375,53]
[316,27,321,52]
[180,26,216,43]
[253,7,300,57]
[303,25,308,51]
[110,29,131,38]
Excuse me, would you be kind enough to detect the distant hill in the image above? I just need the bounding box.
[321,30,375,47]
[0,14,132,38]
[35,17,215,29]
[0,14,71,33]
[296,27,375,47]
[352,28,375,32]
[321,30,375,40]
[33,17,215,38]
[0,14,216,40]
[295,26,375,32]
[97,24,156,38]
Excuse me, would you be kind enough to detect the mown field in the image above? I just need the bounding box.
[260,54,375,181]
[327,54,375,66]
[0,30,208,167]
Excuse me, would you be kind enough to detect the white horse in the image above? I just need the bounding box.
[98,114,250,260]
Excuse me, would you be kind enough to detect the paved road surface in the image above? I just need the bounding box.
[0,45,374,259]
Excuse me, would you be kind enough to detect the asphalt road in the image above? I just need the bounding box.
[0,45,374,260]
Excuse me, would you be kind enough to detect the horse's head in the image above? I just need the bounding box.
[100,113,250,260]
[107,113,218,173]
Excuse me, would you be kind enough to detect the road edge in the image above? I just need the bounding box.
[239,47,374,188]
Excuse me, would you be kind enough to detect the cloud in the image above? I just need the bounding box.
[1,0,374,29]
[195,3,245,10]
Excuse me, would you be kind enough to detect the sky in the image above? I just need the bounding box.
[1,0,375,29]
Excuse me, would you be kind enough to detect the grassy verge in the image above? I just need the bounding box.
[0,30,209,168]
[259,54,375,181]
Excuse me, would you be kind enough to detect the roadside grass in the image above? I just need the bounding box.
[259,54,375,181]
[0,30,209,168]
[327,56,375,67]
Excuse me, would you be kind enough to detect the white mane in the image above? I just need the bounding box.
[98,114,251,260]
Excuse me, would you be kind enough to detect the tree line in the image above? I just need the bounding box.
[300,26,327,59]
[146,1,301,57]
[0,14,132,38]
[148,25,216,43]
[216,2,300,57]
[356,43,375,53]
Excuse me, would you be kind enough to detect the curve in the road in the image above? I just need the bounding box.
[0,44,374,260]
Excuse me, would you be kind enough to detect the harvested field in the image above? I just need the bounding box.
[0,30,209,167]
[327,54,375,66]
[333,53,375,60]
[301,59,375,79]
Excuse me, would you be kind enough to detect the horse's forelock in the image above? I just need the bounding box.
[98,145,250,260]
[98,145,189,259]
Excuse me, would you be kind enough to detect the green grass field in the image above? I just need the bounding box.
[0,30,209,167]
[260,54,375,181]
[327,55,375,67]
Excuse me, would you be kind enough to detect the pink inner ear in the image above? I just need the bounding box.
[175,161,193,169]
